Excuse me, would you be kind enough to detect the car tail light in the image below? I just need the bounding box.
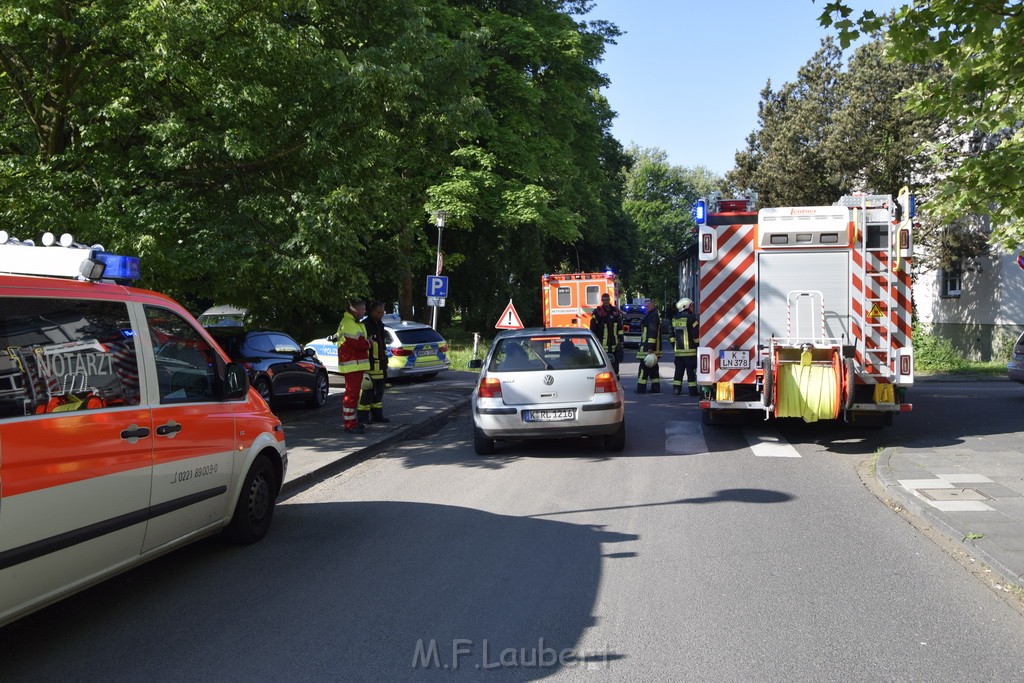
[439,343,448,352]
[478,377,502,398]
[594,372,618,394]
[391,347,411,356]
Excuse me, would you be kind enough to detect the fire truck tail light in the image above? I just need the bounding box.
[900,355,912,375]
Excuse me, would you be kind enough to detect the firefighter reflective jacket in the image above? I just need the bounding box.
[590,304,623,352]
[638,309,662,356]
[671,310,699,357]
[361,315,388,379]
[336,311,371,373]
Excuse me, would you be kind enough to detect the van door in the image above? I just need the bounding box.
[140,304,237,552]
[0,297,152,621]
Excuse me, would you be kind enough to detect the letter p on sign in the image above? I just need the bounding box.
[426,275,449,297]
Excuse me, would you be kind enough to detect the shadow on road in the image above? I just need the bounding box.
[0,501,635,681]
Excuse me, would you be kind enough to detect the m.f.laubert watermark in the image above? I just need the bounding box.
[412,638,613,670]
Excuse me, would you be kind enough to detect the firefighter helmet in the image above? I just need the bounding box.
[643,353,658,368]
[677,297,692,312]
[361,373,373,392]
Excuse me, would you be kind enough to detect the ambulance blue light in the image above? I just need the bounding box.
[694,200,706,225]
[95,252,141,281]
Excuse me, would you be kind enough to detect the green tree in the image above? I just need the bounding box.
[729,40,846,207]
[622,146,720,304]
[816,1,1024,251]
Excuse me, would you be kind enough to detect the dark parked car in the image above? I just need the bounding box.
[207,329,329,408]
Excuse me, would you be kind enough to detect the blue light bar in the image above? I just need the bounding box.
[908,194,916,219]
[694,200,706,225]
[95,252,141,281]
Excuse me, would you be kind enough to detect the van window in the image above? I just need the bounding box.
[0,298,142,419]
[556,286,572,307]
[146,306,219,404]
[585,285,602,307]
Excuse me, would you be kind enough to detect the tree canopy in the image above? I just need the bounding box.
[0,0,631,337]
[816,1,1024,251]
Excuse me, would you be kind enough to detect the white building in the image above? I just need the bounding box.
[915,250,1024,361]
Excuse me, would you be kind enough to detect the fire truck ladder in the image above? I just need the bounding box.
[840,194,895,381]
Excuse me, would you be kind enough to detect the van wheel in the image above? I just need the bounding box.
[253,377,272,404]
[604,419,626,452]
[224,454,277,544]
[307,371,329,408]
[474,427,495,455]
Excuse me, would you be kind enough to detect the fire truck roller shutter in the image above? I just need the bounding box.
[756,252,850,345]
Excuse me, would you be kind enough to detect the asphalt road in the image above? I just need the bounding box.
[2,380,1024,681]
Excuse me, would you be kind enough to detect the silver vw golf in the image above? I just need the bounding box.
[470,328,626,455]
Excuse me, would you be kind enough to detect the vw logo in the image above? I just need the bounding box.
[542,374,554,385]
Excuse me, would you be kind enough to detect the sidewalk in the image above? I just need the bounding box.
[876,373,1024,587]
[276,369,1024,589]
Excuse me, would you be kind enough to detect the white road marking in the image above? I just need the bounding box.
[744,432,801,458]
[665,421,707,455]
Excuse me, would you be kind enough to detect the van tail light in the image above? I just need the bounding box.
[594,372,618,394]
[478,377,503,398]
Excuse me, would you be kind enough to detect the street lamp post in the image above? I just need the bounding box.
[431,210,446,330]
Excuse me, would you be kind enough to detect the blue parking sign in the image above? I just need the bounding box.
[426,275,449,297]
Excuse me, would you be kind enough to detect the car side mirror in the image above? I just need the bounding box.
[224,362,250,399]
[304,347,317,358]
[468,359,483,370]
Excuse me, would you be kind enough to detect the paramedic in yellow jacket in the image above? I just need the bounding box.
[336,299,370,434]
[671,297,699,396]
[357,301,390,426]
[636,302,662,394]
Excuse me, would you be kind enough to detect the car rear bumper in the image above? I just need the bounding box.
[473,400,624,438]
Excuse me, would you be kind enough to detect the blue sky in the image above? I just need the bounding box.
[587,0,897,176]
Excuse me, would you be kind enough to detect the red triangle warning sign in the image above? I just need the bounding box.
[495,300,524,329]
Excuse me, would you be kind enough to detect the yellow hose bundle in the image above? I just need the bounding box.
[776,362,839,422]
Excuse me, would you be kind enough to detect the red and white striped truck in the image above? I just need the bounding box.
[694,190,915,426]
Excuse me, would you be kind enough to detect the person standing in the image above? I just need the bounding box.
[671,297,700,396]
[590,292,624,376]
[357,301,390,425]
[636,301,662,393]
[336,299,370,434]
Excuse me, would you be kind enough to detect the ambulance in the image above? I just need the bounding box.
[540,271,617,329]
[0,232,287,627]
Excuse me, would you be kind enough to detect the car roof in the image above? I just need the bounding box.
[494,327,594,340]
[384,319,437,331]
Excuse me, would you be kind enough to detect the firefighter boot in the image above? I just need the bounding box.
[650,381,661,394]
[371,407,390,423]
[357,410,371,426]
[673,385,682,395]
[635,383,647,394]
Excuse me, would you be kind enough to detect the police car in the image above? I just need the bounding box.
[306,315,450,379]
[0,232,287,627]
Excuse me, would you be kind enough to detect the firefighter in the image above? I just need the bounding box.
[671,297,700,396]
[336,298,371,434]
[590,292,624,376]
[636,301,662,393]
[357,301,390,425]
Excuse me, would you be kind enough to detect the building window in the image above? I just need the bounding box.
[941,263,962,298]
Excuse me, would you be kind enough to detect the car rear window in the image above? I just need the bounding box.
[392,328,444,345]
[490,334,604,372]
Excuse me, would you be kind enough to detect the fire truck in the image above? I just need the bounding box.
[541,271,617,329]
[694,189,915,426]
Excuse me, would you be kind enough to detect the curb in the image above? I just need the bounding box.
[279,398,471,500]
[875,451,1023,587]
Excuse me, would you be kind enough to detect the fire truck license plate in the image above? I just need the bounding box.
[719,351,750,369]
[524,408,576,422]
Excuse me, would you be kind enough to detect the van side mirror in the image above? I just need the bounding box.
[224,362,250,399]
[468,359,483,370]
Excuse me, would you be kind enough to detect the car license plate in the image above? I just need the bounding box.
[719,350,750,369]
[523,408,576,422]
